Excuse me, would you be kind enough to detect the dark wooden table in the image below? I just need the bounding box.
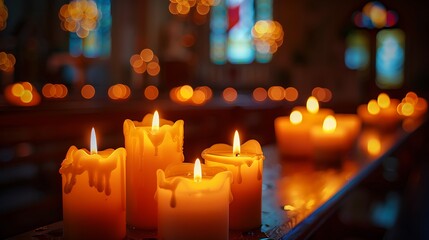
[9,117,427,240]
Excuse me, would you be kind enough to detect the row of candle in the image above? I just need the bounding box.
[59,111,265,240]
[275,96,361,164]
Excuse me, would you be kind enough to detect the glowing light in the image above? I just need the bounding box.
[12,83,25,97]
[354,1,397,29]
[223,87,238,102]
[404,92,418,105]
[283,205,296,211]
[140,48,154,62]
[233,130,240,156]
[268,86,284,101]
[194,158,202,183]
[0,52,16,72]
[90,127,97,154]
[290,110,302,125]
[306,96,319,114]
[284,87,298,102]
[81,84,95,99]
[367,99,380,115]
[312,87,333,103]
[377,93,390,109]
[20,90,33,103]
[131,49,160,76]
[401,102,414,116]
[4,82,41,106]
[322,115,337,133]
[252,20,284,54]
[0,0,8,31]
[191,89,206,105]
[179,85,194,101]
[108,84,131,100]
[144,85,159,100]
[152,110,160,132]
[59,0,99,38]
[253,87,267,102]
[367,137,381,156]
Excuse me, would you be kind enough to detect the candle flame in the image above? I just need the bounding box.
[90,127,97,154]
[194,158,202,183]
[377,93,390,109]
[233,130,241,156]
[367,99,380,115]
[367,137,381,155]
[322,115,336,133]
[290,110,303,125]
[306,96,319,114]
[152,110,159,132]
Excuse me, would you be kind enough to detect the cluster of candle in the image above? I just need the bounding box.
[357,92,427,131]
[275,96,361,165]
[59,111,265,239]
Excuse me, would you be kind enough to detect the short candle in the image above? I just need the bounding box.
[157,159,232,240]
[60,128,126,240]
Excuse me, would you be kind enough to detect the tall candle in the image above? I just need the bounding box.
[123,111,184,229]
[60,128,126,240]
[157,159,232,240]
[202,131,265,230]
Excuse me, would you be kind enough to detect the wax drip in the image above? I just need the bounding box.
[105,171,111,195]
[170,190,176,208]
[88,169,95,187]
[257,161,262,180]
[236,165,242,184]
[96,170,104,193]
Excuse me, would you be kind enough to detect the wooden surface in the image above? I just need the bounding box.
[8,118,426,240]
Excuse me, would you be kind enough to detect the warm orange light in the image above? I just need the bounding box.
[404,91,418,105]
[367,99,380,115]
[284,87,298,102]
[268,86,284,101]
[401,102,414,116]
[90,127,97,154]
[322,115,336,133]
[377,93,390,109]
[253,87,267,102]
[367,137,381,156]
[12,83,25,97]
[290,110,303,125]
[179,85,193,101]
[81,84,95,99]
[233,130,241,156]
[191,89,206,105]
[306,96,319,114]
[152,110,160,132]
[140,48,154,62]
[194,158,202,183]
[223,87,238,102]
[144,85,159,100]
[20,90,33,103]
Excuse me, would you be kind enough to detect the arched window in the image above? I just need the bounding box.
[345,1,404,89]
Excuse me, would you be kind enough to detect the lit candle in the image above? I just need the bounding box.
[310,115,348,165]
[334,113,362,149]
[60,128,126,240]
[157,159,232,240]
[292,96,334,125]
[202,131,265,230]
[274,110,313,157]
[357,93,401,130]
[123,111,184,229]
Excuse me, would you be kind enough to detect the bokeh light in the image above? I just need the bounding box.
[0,0,7,31]
[108,84,131,100]
[353,1,397,29]
[290,110,303,125]
[268,86,284,101]
[59,0,99,38]
[169,85,212,105]
[284,87,298,102]
[377,93,390,109]
[130,48,160,76]
[253,87,267,102]
[312,87,332,103]
[42,83,68,98]
[81,84,95,99]
[367,99,380,115]
[144,85,159,100]
[179,85,194,101]
[0,52,16,72]
[169,0,219,16]
[4,82,41,106]
[252,20,284,54]
[223,87,238,103]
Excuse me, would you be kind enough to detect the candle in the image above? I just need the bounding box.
[60,128,126,240]
[310,115,348,166]
[202,131,265,230]
[157,159,232,240]
[335,113,362,149]
[292,96,334,125]
[123,111,184,229]
[274,110,313,157]
[357,93,401,130]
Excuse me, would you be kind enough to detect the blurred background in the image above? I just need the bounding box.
[1,0,429,238]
